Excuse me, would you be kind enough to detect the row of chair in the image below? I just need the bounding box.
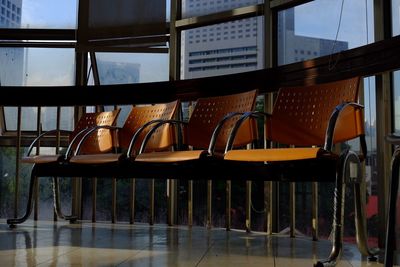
[8,77,378,267]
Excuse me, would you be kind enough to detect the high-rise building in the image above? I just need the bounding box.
[182,1,348,78]
[0,0,23,86]
[181,0,263,79]
[0,0,22,27]
[278,8,348,65]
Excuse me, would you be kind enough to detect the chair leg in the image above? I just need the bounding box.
[52,177,77,222]
[7,171,38,228]
[353,177,379,259]
[385,148,400,267]
[340,151,378,259]
[314,152,347,267]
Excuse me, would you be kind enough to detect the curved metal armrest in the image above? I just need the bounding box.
[26,129,72,157]
[207,112,247,154]
[73,125,121,156]
[136,119,187,156]
[386,134,400,145]
[63,127,92,160]
[126,119,171,158]
[324,102,364,152]
[222,111,271,154]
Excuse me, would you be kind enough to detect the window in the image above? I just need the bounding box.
[277,0,374,65]
[276,0,377,245]
[0,48,75,131]
[0,0,78,29]
[182,0,263,18]
[95,53,169,85]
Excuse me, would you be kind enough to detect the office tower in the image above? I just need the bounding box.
[181,0,263,79]
[182,1,348,79]
[0,0,23,86]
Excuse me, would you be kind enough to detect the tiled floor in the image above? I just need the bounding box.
[0,220,392,267]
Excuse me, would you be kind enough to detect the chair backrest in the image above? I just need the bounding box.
[70,109,120,154]
[118,100,179,152]
[267,77,364,146]
[187,90,258,150]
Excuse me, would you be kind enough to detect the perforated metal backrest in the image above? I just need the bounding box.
[187,90,258,150]
[119,100,179,152]
[267,77,364,146]
[70,109,120,154]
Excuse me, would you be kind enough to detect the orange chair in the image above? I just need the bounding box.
[220,77,378,267]
[7,109,121,226]
[134,90,258,164]
[128,91,257,227]
[67,100,180,224]
[69,100,180,164]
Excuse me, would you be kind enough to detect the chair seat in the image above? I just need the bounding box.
[69,153,123,164]
[21,155,63,164]
[224,147,335,162]
[135,150,208,163]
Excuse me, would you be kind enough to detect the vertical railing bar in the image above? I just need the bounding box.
[264,181,273,234]
[129,178,135,224]
[312,182,319,241]
[264,93,275,234]
[207,180,212,229]
[245,143,252,233]
[167,179,173,226]
[111,178,117,223]
[246,180,252,232]
[225,180,231,230]
[289,182,296,238]
[92,177,97,222]
[54,106,61,221]
[149,179,155,225]
[188,180,193,227]
[34,107,41,221]
[14,106,22,218]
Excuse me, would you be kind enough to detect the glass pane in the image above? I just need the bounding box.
[1,48,75,131]
[278,0,374,65]
[41,106,74,131]
[182,0,263,18]
[96,53,169,84]
[181,16,264,79]
[393,0,400,36]
[0,0,77,29]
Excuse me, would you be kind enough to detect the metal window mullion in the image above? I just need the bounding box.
[175,4,264,31]
[373,0,392,249]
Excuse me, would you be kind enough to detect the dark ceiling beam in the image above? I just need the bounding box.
[0,35,400,106]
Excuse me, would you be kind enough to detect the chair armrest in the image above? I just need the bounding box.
[136,119,187,157]
[324,102,364,152]
[222,111,271,154]
[386,134,400,145]
[73,125,121,156]
[207,112,246,155]
[26,129,72,157]
[63,127,92,159]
